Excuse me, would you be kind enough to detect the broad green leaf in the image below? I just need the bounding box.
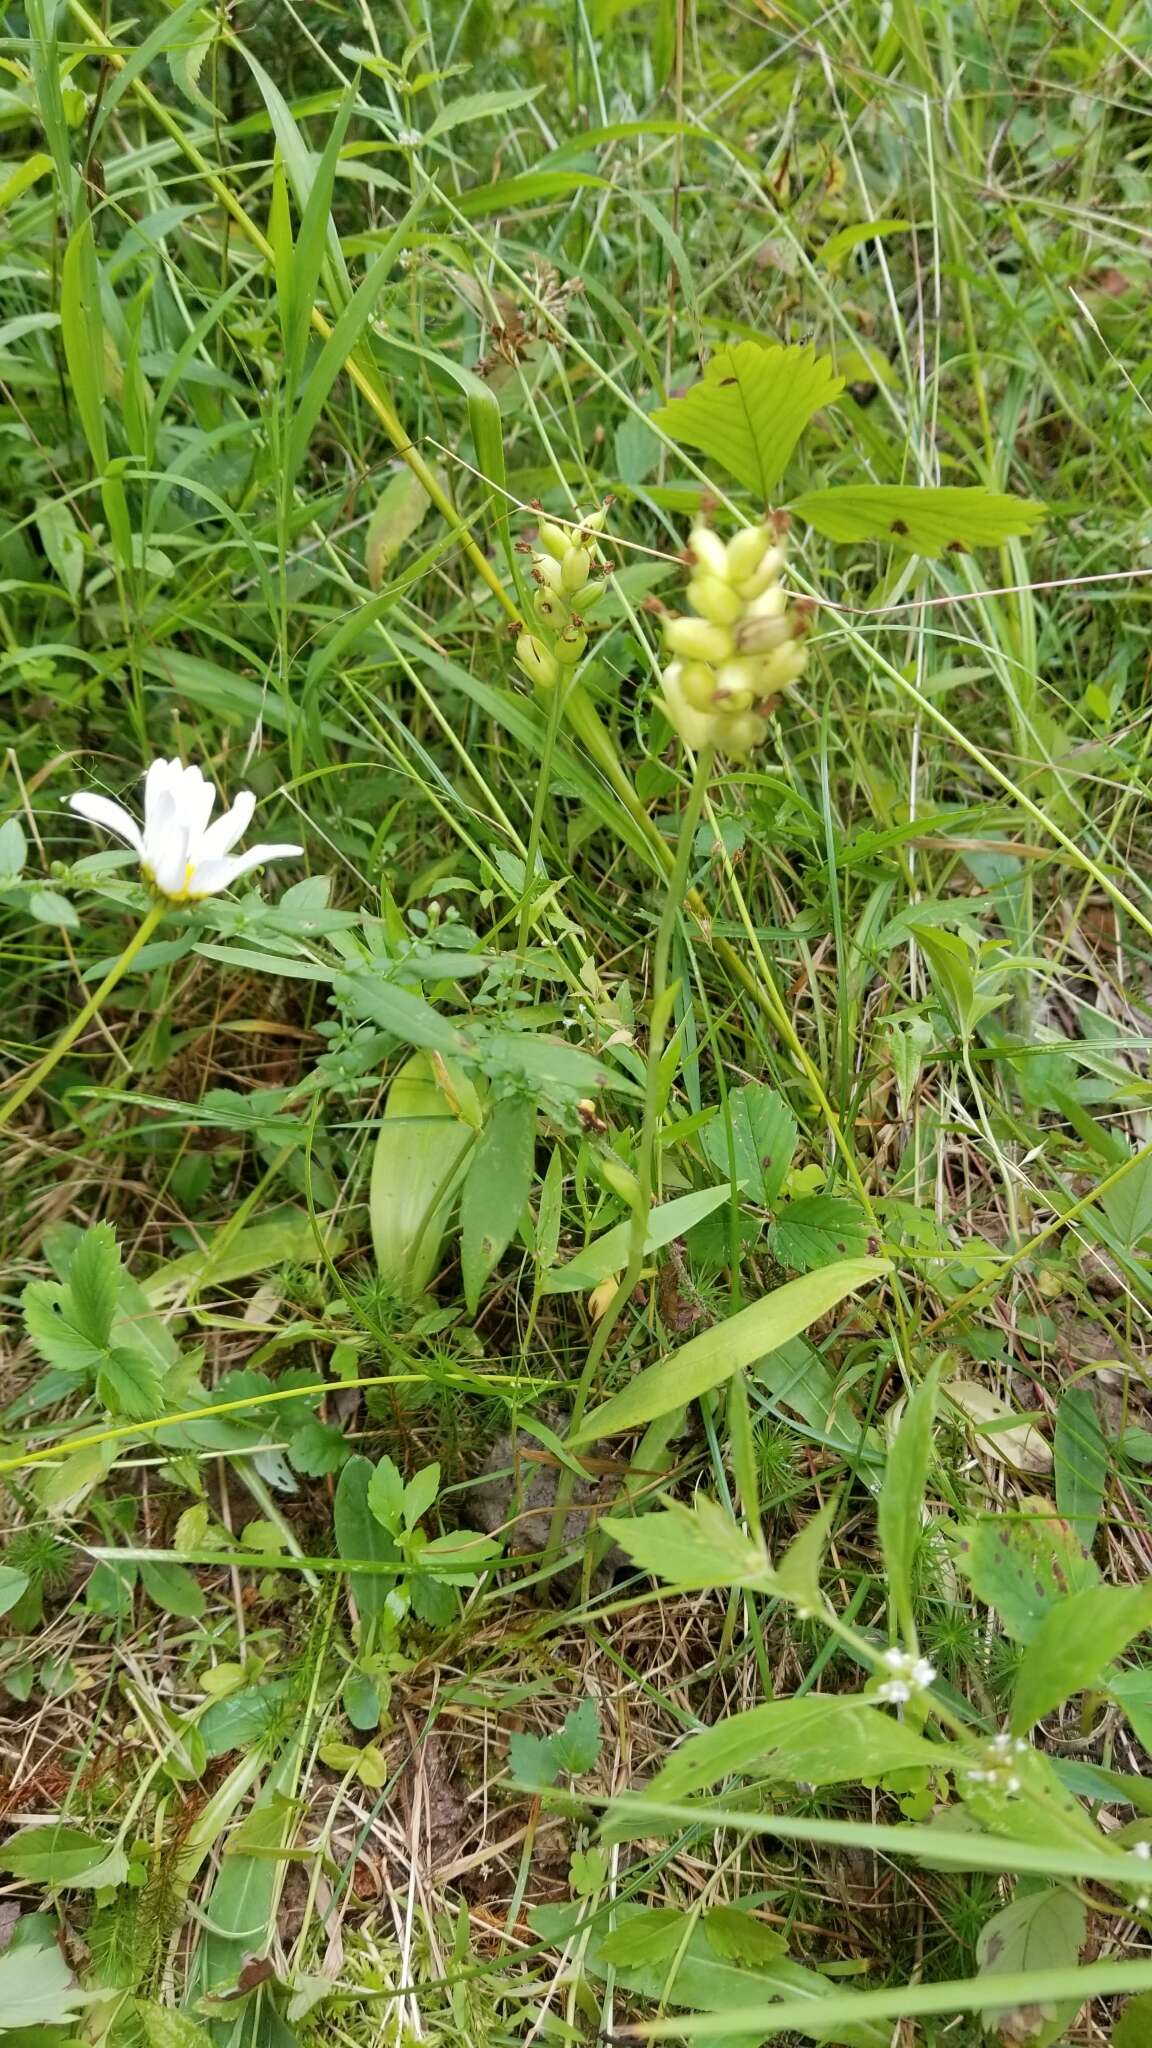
[143,1210,329,1303]
[769,1498,839,1614]
[365,467,433,589]
[140,1558,205,1621]
[1099,1148,1152,1248]
[701,1083,798,1205]
[402,1461,441,1529]
[651,340,844,500]
[877,1359,942,1634]
[370,1052,479,1300]
[0,151,54,211]
[59,214,108,468]
[647,1696,945,1803]
[0,815,27,879]
[954,1514,1098,1642]
[975,1886,1087,2048]
[27,887,79,929]
[575,1258,888,1441]
[342,1668,383,1732]
[460,1095,536,1312]
[1,1825,127,1889]
[791,484,1046,555]
[366,1453,405,1534]
[288,1419,348,1476]
[546,1900,889,2048]
[198,1682,291,1759]
[510,1699,602,1786]
[1115,1991,1152,2046]
[1011,1582,1152,1733]
[541,1184,730,1294]
[0,1564,30,1616]
[334,1456,400,1623]
[34,497,84,598]
[0,1933,92,2026]
[97,1347,164,1421]
[817,218,912,268]
[23,1278,104,1375]
[1053,1385,1108,1550]
[451,169,610,218]
[769,1195,870,1273]
[603,1497,769,1589]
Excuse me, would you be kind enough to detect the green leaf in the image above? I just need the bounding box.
[541,1184,730,1294]
[166,9,217,114]
[647,1696,944,1803]
[877,1359,942,1634]
[96,1347,164,1420]
[791,483,1046,555]
[701,1083,798,1205]
[509,1699,602,1788]
[23,1278,104,1375]
[575,1257,888,1441]
[460,1095,536,1312]
[1099,1149,1152,1248]
[1,1825,128,1889]
[1115,1990,1152,2047]
[769,1498,839,1614]
[365,1454,405,1535]
[0,1933,92,2027]
[0,815,27,880]
[34,497,84,598]
[27,887,80,929]
[402,1461,441,1529]
[1011,1582,1152,1733]
[342,1668,383,1732]
[599,1909,684,1968]
[423,85,543,141]
[954,1513,1098,1642]
[140,1559,205,1621]
[1054,1385,1108,1550]
[288,1420,349,1477]
[769,1195,870,1273]
[369,1051,479,1300]
[136,2000,215,2048]
[602,1497,769,1589]
[0,1564,30,1616]
[365,467,433,589]
[651,340,844,500]
[335,1456,400,1622]
[817,218,912,268]
[59,214,108,468]
[975,1886,1087,2048]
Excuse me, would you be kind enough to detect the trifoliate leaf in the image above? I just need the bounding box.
[651,340,844,500]
[288,1420,349,1477]
[701,1082,798,1205]
[791,483,1045,555]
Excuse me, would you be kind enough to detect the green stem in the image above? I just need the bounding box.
[546,747,714,1564]
[0,900,166,1130]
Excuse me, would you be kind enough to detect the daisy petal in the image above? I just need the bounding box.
[151,823,191,898]
[68,792,144,854]
[188,843,302,897]
[175,764,216,841]
[194,789,256,863]
[144,757,181,825]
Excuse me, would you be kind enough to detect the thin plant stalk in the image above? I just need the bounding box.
[0,900,166,1130]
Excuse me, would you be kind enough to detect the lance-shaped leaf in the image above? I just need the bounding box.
[791,483,1045,555]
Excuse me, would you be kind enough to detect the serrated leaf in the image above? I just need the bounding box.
[1099,1149,1152,1248]
[575,1256,888,1441]
[97,1347,164,1420]
[1011,1581,1152,1733]
[701,1083,798,1205]
[365,1454,405,1534]
[68,1222,120,1349]
[402,1461,441,1529]
[1,1825,127,1889]
[791,483,1046,555]
[651,340,844,500]
[602,1497,769,1589]
[550,1697,602,1775]
[288,1420,348,1477]
[23,1278,105,1375]
[460,1095,535,1312]
[168,8,217,113]
[0,1932,92,2025]
[769,1195,870,1273]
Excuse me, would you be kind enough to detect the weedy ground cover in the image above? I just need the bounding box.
[1,2,1151,2044]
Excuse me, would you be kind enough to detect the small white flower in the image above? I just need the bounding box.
[1132,1842,1152,1862]
[877,1647,936,1703]
[69,758,301,902]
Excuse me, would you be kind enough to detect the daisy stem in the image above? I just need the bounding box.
[0,900,167,1131]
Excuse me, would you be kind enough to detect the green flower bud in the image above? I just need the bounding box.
[533,552,565,591]
[537,521,570,562]
[734,548,786,601]
[517,632,560,689]
[758,640,808,691]
[554,624,588,666]
[561,545,593,593]
[664,616,734,664]
[686,573,745,627]
[677,660,719,710]
[735,610,790,655]
[568,580,604,614]
[724,523,776,581]
[660,664,720,750]
[714,656,766,702]
[723,709,769,754]
[579,505,608,535]
[534,588,569,629]
[689,526,730,579]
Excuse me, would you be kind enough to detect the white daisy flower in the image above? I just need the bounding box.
[69,757,301,902]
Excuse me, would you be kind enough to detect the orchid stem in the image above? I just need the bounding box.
[0,901,167,1131]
